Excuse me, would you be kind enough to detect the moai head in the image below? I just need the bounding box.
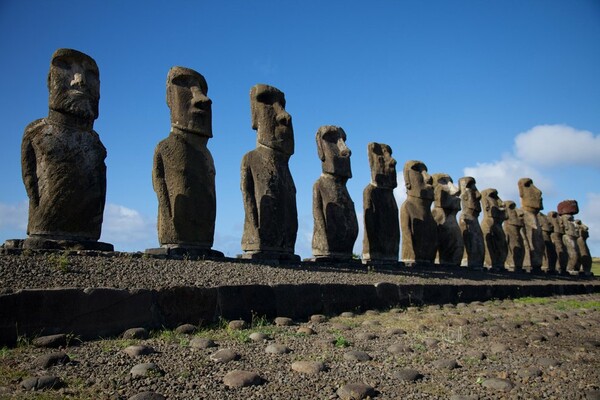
[458,176,482,217]
[481,189,506,221]
[48,48,100,121]
[518,178,543,213]
[166,66,212,137]
[250,84,293,155]
[548,211,564,234]
[316,126,351,178]
[576,220,589,240]
[404,160,433,200]
[538,212,553,233]
[504,200,524,227]
[432,173,460,210]
[367,142,396,188]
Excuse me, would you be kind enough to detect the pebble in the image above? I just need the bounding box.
[337,382,377,400]
[249,332,269,341]
[331,323,352,331]
[386,328,407,336]
[423,338,440,348]
[265,344,290,354]
[362,320,380,326]
[433,358,459,370]
[32,334,68,348]
[122,328,148,340]
[21,375,63,391]
[388,343,413,354]
[528,333,547,343]
[343,350,372,362]
[340,311,356,318]
[464,350,485,361]
[130,363,163,378]
[481,378,514,391]
[274,317,294,326]
[174,324,197,335]
[123,345,155,357]
[490,343,510,354]
[355,332,377,340]
[310,314,328,323]
[189,337,216,349]
[228,320,246,330]
[297,326,315,335]
[393,368,422,382]
[34,352,70,368]
[517,367,542,378]
[129,392,166,400]
[210,348,239,363]
[223,370,262,388]
[291,360,326,374]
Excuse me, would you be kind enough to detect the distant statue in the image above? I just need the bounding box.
[400,160,437,265]
[19,48,112,251]
[431,173,463,266]
[503,200,525,272]
[547,211,568,274]
[151,66,222,257]
[575,219,592,276]
[362,142,399,264]
[518,178,545,273]
[458,177,485,269]
[481,188,507,271]
[240,84,299,261]
[312,126,358,261]
[558,200,581,274]
[538,212,557,273]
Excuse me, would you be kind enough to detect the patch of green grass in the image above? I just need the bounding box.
[334,333,351,348]
[592,258,600,276]
[514,296,551,305]
[48,251,71,273]
[553,299,600,311]
[0,364,28,386]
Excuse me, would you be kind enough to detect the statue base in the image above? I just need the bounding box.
[2,237,113,252]
[238,251,300,263]
[146,246,224,258]
[361,259,400,267]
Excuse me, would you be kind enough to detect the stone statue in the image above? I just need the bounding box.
[538,212,557,273]
[547,211,568,274]
[503,200,525,272]
[575,220,592,276]
[312,126,358,261]
[518,178,545,273]
[480,188,507,271]
[458,177,485,269]
[558,200,581,274]
[150,66,222,257]
[400,160,437,265]
[362,142,399,264]
[18,48,112,251]
[431,173,463,266]
[240,84,299,261]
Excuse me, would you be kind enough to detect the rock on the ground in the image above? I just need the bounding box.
[223,370,262,388]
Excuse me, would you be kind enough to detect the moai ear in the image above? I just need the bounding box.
[316,131,326,161]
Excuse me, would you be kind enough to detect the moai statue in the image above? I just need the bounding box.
[400,160,437,265]
[575,220,592,276]
[503,200,525,272]
[458,177,485,269]
[362,142,399,264]
[558,200,581,275]
[240,84,299,261]
[312,126,358,261]
[518,178,545,273]
[150,66,222,257]
[547,211,568,274]
[538,212,557,273]
[14,49,113,251]
[431,173,463,266]
[480,189,507,271]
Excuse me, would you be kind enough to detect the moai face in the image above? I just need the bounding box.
[459,176,482,216]
[367,142,397,188]
[432,173,460,210]
[166,66,212,137]
[518,178,543,212]
[48,48,100,120]
[404,160,433,200]
[482,189,506,220]
[548,211,564,234]
[316,126,351,178]
[250,84,293,155]
[504,200,524,227]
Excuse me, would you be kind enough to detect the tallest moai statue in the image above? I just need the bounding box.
[16,49,112,251]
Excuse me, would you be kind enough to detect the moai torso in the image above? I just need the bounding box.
[538,212,557,272]
[400,160,437,264]
[431,173,463,266]
[561,214,581,273]
[503,200,525,271]
[548,211,567,273]
[458,177,485,269]
[518,178,544,272]
[312,126,358,260]
[481,188,507,270]
[575,220,592,275]
[362,142,399,262]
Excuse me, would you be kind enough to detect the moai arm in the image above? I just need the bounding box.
[241,155,258,230]
[21,124,40,207]
[313,182,326,234]
[400,203,412,251]
[152,148,171,219]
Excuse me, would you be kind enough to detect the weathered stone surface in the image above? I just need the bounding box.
[123,345,155,357]
[558,199,579,216]
[297,326,315,335]
[130,363,163,378]
[249,332,269,341]
[34,352,70,368]
[174,323,197,335]
[210,348,239,363]
[575,220,592,275]
[337,382,377,400]
[518,178,545,272]
[19,48,111,251]
[189,337,216,349]
[291,360,325,374]
[539,212,558,272]
[265,344,290,354]
[481,377,514,391]
[388,343,413,354]
[228,320,246,330]
[223,370,262,388]
[343,350,372,362]
[401,160,437,264]
[362,142,399,262]
[274,317,294,326]
[548,211,568,273]
[241,84,298,261]
[562,214,581,274]
[393,368,422,382]
[433,358,459,370]
[481,188,507,271]
[431,173,463,266]
[122,327,148,340]
[458,177,485,268]
[152,66,221,256]
[312,126,358,260]
[503,200,525,271]
[310,314,327,323]
[32,334,68,348]
[129,392,166,400]
[21,375,63,391]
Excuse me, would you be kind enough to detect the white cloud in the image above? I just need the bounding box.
[579,193,600,257]
[0,201,28,231]
[101,203,156,250]
[514,125,600,167]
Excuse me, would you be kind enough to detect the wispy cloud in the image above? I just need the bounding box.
[101,204,156,251]
[0,200,27,231]
[580,193,600,255]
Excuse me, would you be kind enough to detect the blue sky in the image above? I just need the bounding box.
[1,1,599,258]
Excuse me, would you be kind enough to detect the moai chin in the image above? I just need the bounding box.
[400,160,437,265]
[518,178,545,273]
[458,177,485,269]
[431,173,463,266]
[312,126,358,261]
[14,48,113,251]
[558,199,580,275]
[480,188,507,271]
[149,66,222,258]
[547,211,568,274]
[240,84,299,261]
[575,220,592,276]
[362,142,399,264]
[538,212,557,273]
[503,200,525,272]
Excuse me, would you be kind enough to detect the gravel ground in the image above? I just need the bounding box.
[1,294,599,399]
